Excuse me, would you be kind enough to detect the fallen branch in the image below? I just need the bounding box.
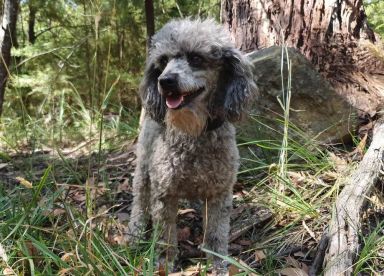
[309,231,328,276]
[318,117,384,275]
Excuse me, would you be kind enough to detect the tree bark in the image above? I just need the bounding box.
[0,0,19,117]
[28,3,37,44]
[144,0,155,53]
[221,0,384,116]
[140,0,155,127]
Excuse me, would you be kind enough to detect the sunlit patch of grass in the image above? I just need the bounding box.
[0,167,161,275]
[354,221,384,275]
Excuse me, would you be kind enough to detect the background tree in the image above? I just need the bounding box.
[0,0,19,117]
[145,0,155,51]
[221,0,384,116]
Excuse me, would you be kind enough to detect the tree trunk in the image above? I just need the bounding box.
[28,3,37,44]
[140,0,155,127]
[144,0,155,53]
[221,0,384,116]
[0,0,19,117]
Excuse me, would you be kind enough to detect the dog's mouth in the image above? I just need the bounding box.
[165,87,205,109]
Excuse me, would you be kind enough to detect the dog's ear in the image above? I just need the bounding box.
[139,63,166,123]
[212,48,257,122]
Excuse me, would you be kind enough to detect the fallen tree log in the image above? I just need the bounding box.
[311,115,384,275]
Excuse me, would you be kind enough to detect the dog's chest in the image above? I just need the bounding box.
[150,126,239,199]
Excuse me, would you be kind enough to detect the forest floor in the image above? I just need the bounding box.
[1,125,384,275]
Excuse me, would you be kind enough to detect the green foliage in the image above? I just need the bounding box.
[1,0,220,150]
[365,0,384,38]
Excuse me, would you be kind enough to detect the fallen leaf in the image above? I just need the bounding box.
[53,208,66,217]
[15,176,33,189]
[2,268,15,275]
[158,264,166,276]
[277,267,308,276]
[293,251,306,258]
[302,220,317,241]
[70,191,86,202]
[58,268,74,276]
[24,240,39,256]
[61,252,75,262]
[359,121,373,134]
[182,264,204,275]
[117,178,131,192]
[356,133,368,155]
[287,171,305,185]
[285,256,300,268]
[328,152,348,173]
[254,250,266,262]
[92,183,108,197]
[229,264,240,275]
[237,239,252,246]
[110,233,125,245]
[0,242,8,262]
[301,263,309,274]
[0,163,8,170]
[178,209,196,215]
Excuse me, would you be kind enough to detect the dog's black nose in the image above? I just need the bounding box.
[159,74,178,91]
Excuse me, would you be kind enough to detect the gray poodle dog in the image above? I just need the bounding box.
[127,18,257,274]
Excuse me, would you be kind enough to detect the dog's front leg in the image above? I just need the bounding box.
[126,165,150,244]
[151,195,178,273]
[203,193,233,276]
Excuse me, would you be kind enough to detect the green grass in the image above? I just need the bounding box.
[1,86,383,275]
[1,12,384,275]
[0,167,156,275]
[354,221,384,275]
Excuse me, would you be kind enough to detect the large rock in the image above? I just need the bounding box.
[239,46,356,146]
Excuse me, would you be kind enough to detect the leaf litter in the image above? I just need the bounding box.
[1,129,384,274]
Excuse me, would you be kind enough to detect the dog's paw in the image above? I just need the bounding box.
[157,256,176,274]
[211,268,229,276]
[212,260,230,276]
[123,223,144,247]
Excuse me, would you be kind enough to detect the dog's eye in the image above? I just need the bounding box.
[159,55,168,68]
[188,54,204,67]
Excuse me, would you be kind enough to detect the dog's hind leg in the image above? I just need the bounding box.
[203,193,233,275]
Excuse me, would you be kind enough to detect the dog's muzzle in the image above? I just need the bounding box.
[158,74,205,110]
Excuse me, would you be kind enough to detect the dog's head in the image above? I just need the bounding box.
[140,18,257,136]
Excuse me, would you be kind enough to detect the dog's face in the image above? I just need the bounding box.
[157,51,220,111]
[140,19,257,136]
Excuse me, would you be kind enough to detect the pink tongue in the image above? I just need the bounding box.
[166,95,183,109]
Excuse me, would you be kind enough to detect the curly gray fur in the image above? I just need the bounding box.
[127,18,257,275]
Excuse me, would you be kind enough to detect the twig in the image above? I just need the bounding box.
[309,232,329,276]
[318,117,384,275]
